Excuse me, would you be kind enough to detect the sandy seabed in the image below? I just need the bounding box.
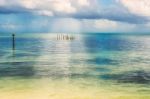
[0,77,149,99]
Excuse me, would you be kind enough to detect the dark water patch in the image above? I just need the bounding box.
[83,35,134,52]
[23,72,94,79]
[0,37,12,48]
[101,71,150,84]
[0,61,35,66]
[0,37,44,55]
[82,34,149,53]
[0,66,35,77]
[7,52,40,58]
[132,57,150,64]
[13,37,45,54]
[94,67,110,72]
[0,51,7,57]
[86,57,118,65]
[69,73,99,79]
[70,58,86,64]
[137,89,150,93]
[0,62,35,77]
[28,71,100,79]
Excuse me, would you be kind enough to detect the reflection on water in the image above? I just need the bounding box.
[0,33,150,99]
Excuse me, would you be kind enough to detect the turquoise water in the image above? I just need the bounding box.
[0,33,150,98]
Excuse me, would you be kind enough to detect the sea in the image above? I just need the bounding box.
[0,33,150,99]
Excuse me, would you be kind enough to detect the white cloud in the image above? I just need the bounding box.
[50,0,76,14]
[94,19,136,32]
[0,0,95,15]
[19,0,37,9]
[51,18,81,33]
[0,0,5,6]
[36,10,54,16]
[94,19,118,29]
[1,0,150,33]
[120,0,150,17]
[19,0,77,14]
[81,19,136,32]
[145,22,150,28]
[76,0,90,6]
[0,0,148,24]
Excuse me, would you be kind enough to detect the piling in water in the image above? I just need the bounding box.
[12,33,15,50]
[57,34,75,41]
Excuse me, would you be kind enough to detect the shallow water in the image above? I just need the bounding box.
[0,33,150,99]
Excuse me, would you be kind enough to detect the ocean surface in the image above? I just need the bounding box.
[0,33,150,99]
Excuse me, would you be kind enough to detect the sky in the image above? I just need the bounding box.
[0,0,150,33]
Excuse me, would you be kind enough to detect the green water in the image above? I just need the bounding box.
[0,33,150,99]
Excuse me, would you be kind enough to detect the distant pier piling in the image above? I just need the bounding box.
[57,34,75,41]
[12,33,15,50]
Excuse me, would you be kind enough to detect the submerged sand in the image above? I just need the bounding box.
[0,77,149,99]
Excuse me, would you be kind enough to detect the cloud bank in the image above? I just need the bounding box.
[0,0,150,33]
[120,0,150,17]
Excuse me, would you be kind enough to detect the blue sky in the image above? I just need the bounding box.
[0,0,150,33]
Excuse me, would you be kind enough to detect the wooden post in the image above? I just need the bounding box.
[12,33,15,50]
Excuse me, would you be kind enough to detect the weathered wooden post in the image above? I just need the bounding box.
[12,33,15,50]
